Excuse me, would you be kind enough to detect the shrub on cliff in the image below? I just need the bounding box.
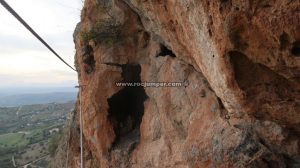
[81,20,121,46]
[48,130,62,157]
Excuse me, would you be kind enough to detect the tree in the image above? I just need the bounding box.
[48,133,62,157]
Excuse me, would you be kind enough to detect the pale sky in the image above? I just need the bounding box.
[0,0,82,88]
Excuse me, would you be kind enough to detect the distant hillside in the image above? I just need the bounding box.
[0,101,75,168]
[0,92,77,107]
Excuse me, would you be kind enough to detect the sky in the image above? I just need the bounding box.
[0,0,83,89]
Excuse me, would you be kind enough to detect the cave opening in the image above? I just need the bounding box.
[156,44,176,57]
[291,41,300,57]
[107,64,148,148]
[82,45,95,73]
[279,32,289,50]
[228,51,259,89]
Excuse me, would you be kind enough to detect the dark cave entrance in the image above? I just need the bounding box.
[291,41,300,57]
[156,44,176,57]
[82,45,95,73]
[107,64,148,148]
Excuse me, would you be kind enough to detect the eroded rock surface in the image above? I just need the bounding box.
[65,0,300,167]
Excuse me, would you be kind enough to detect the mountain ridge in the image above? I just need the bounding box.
[0,92,77,107]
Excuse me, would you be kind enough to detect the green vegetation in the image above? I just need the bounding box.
[48,130,63,157]
[81,30,99,43]
[0,102,74,168]
[80,0,120,46]
[0,133,28,150]
[81,19,121,45]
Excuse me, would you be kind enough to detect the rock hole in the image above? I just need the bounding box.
[279,32,289,50]
[200,89,206,97]
[262,4,272,8]
[229,28,248,50]
[81,45,95,74]
[141,32,150,48]
[291,41,300,57]
[229,51,260,89]
[219,0,231,12]
[217,97,225,110]
[229,51,287,90]
[156,44,176,57]
[208,29,212,37]
[107,64,148,149]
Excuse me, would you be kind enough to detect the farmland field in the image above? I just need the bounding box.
[0,101,74,168]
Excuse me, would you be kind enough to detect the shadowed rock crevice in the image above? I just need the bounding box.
[228,51,288,90]
[81,45,95,74]
[229,51,261,89]
[107,64,148,148]
[279,32,289,50]
[229,51,300,133]
[156,44,176,57]
[291,41,300,56]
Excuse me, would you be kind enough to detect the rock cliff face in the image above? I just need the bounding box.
[67,0,300,167]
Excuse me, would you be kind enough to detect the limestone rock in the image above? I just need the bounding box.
[63,0,300,167]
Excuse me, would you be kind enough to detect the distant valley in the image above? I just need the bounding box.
[0,92,77,107]
[0,101,75,168]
